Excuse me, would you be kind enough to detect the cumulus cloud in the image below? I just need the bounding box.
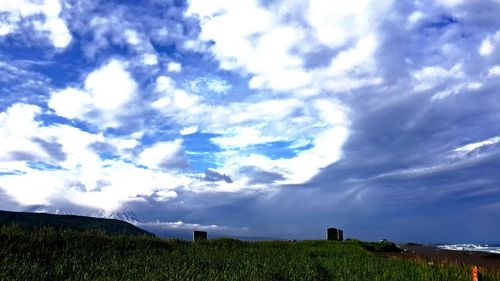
[0,0,72,48]
[412,64,464,92]
[143,53,159,66]
[63,1,198,63]
[138,139,188,171]
[49,59,137,128]
[0,104,49,162]
[186,0,392,94]
[186,0,309,92]
[151,74,350,184]
[0,101,190,210]
[180,126,198,136]
[167,62,182,73]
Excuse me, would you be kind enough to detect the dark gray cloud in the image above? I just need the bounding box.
[89,141,116,153]
[248,80,500,242]
[155,1,500,242]
[204,169,233,183]
[33,138,67,161]
[158,153,189,171]
[0,189,22,212]
[239,166,285,185]
[8,151,38,161]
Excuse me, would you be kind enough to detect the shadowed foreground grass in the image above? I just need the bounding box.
[1,226,499,281]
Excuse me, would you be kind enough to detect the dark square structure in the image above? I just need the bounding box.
[327,228,343,241]
[193,230,207,241]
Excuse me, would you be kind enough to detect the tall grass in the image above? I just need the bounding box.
[0,226,498,281]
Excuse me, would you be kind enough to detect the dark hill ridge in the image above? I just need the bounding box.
[0,210,154,236]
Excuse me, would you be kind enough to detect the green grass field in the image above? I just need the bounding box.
[1,225,499,281]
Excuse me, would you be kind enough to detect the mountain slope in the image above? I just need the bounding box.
[24,205,146,223]
[0,210,154,236]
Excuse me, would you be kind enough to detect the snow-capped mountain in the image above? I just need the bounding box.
[92,210,146,223]
[24,205,147,223]
[25,205,88,216]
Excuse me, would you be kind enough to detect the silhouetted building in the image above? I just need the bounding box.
[327,227,343,241]
[193,230,207,241]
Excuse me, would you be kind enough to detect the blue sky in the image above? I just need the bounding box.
[1,0,500,243]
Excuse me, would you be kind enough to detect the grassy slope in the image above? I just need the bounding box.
[0,210,153,236]
[1,226,499,281]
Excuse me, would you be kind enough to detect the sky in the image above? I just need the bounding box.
[0,0,500,243]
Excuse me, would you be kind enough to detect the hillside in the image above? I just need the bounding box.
[2,225,499,281]
[0,210,153,236]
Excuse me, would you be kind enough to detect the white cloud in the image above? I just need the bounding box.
[82,14,160,62]
[479,31,500,57]
[151,74,351,185]
[407,11,425,25]
[153,190,178,202]
[454,137,500,153]
[48,88,92,120]
[45,124,102,170]
[138,139,187,171]
[167,62,182,73]
[155,75,176,92]
[306,0,389,48]
[328,35,378,75]
[187,0,391,94]
[0,169,68,206]
[69,160,188,209]
[0,0,72,48]
[488,65,500,76]
[0,158,189,210]
[186,0,309,92]
[0,23,14,36]
[153,76,201,110]
[0,103,190,210]
[412,64,464,92]
[218,99,349,184]
[124,29,140,45]
[309,34,382,93]
[220,126,349,185]
[479,38,493,56]
[0,104,48,162]
[143,53,158,66]
[85,60,136,110]
[152,75,350,181]
[180,126,198,135]
[49,59,137,128]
